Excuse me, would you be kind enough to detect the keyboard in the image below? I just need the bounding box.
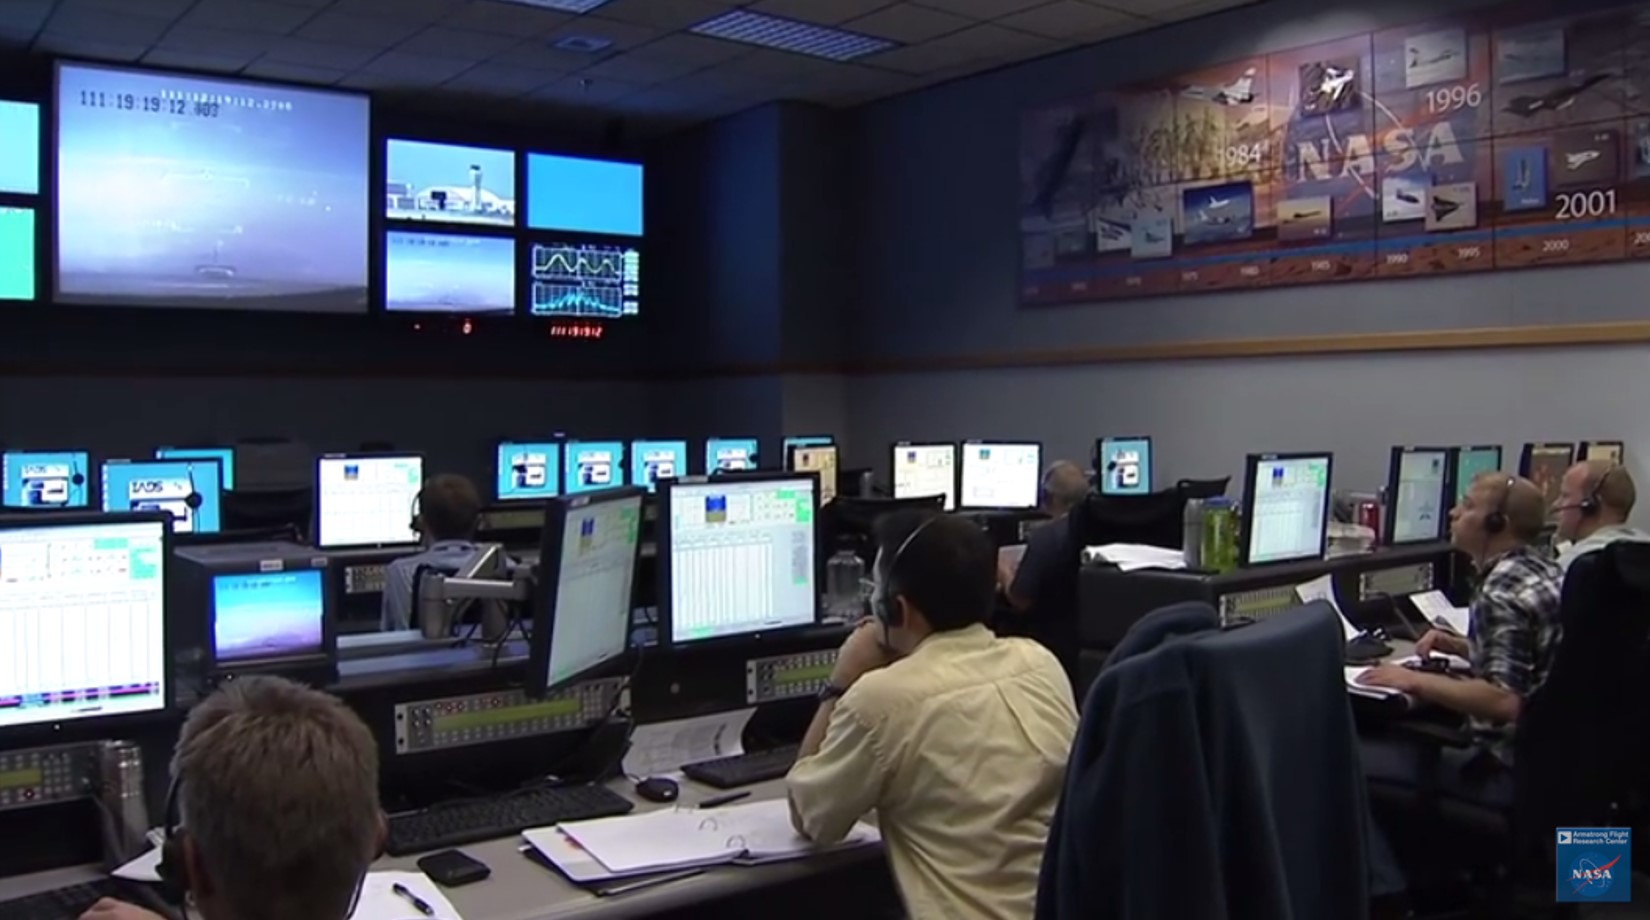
[0,879,164,920]
[681,745,800,789]
[385,783,634,856]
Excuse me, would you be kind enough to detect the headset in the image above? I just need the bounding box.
[408,489,423,537]
[1482,476,1516,535]
[871,515,939,630]
[1575,465,1618,517]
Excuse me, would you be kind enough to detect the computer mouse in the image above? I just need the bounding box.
[634,776,680,804]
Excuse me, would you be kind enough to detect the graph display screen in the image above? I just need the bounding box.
[315,454,422,549]
[666,477,816,644]
[0,100,39,194]
[55,63,370,312]
[497,441,560,501]
[526,154,642,237]
[3,451,91,509]
[541,493,641,692]
[212,569,325,664]
[1389,448,1448,544]
[101,458,223,534]
[528,240,639,318]
[960,441,1041,509]
[0,518,169,731]
[1453,446,1502,503]
[385,231,514,315]
[892,443,957,511]
[1243,454,1332,566]
[0,207,35,301]
[385,139,515,228]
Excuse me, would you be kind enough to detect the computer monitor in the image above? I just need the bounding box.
[1451,445,1502,504]
[789,445,838,504]
[101,458,224,534]
[1384,447,1449,545]
[210,568,331,676]
[1581,440,1624,465]
[0,514,171,734]
[2,450,91,509]
[660,473,819,645]
[959,441,1041,510]
[1239,452,1333,567]
[630,439,688,493]
[705,437,759,472]
[156,446,236,490]
[1097,436,1152,496]
[565,441,625,495]
[782,435,834,459]
[892,442,957,511]
[1520,442,1576,516]
[314,453,423,549]
[528,487,644,697]
[496,440,561,502]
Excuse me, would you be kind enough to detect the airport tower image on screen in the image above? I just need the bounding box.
[385,140,516,228]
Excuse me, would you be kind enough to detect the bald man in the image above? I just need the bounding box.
[1553,460,1648,575]
[1357,473,1562,904]
[997,461,1090,683]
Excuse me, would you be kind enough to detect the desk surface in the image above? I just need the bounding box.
[0,778,884,920]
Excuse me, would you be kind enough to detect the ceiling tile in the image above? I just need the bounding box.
[0,0,53,35]
[328,0,464,24]
[33,32,151,62]
[626,33,748,66]
[861,21,1056,72]
[45,2,174,46]
[720,49,836,80]
[156,26,278,58]
[490,39,615,71]
[397,26,521,59]
[264,37,383,69]
[359,50,478,84]
[543,15,661,51]
[747,0,896,26]
[578,53,706,84]
[441,61,562,95]
[295,11,425,46]
[337,70,412,91]
[141,47,258,73]
[72,0,195,16]
[788,61,910,94]
[174,0,319,35]
[658,65,768,97]
[999,1,1143,39]
[593,0,735,31]
[439,0,570,36]
[531,74,647,106]
[242,58,351,85]
[846,3,973,43]
[909,0,1048,18]
[1140,0,1254,22]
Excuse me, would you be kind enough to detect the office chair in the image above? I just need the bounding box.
[1177,476,1231,501]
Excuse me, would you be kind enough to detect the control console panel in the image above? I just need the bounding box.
[1357,563,1435,602]
[394,678,625,755]
[746,649,838,704]
[344,564,388,595]
[1217,584,1298,625]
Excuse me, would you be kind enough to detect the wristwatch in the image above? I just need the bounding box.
[817,683,849,703]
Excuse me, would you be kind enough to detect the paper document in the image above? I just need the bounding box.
[623,709,753,779]
[555,798,877,876]
[997,544,1028,583]
[113,845,163,882]
[1084,543,1186,572]
[1345,667,1407,700]
[1296,574,1358,641]
[1410,590,1470,636]
[348,871,464,920]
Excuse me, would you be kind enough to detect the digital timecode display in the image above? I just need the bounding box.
[74,89,231,118]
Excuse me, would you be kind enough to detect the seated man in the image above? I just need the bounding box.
[787,511,1078,920]
[381,474,487,632]
[998,460,1089,681]
[1554,460,1648,574]
[1357,473,1562,897]
[82,676,383,920]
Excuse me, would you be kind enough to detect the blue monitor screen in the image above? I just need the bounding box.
[783,436,833,458]
[497,441,561,501]
[55,63,371,313]
[527,239,639,319]
[706,438,759,472]
[0,100,40,194]
[385,139,516,228]
[3,451,91,509]
[0,207,35,301]
[566,441,625,495]
[631,440,687,493]
[1099,437,1152,496]
[212,569,326,664]
[385,231,514,315]
[526,154,642,237]
[101,458,223,534]
[156,446,235,490]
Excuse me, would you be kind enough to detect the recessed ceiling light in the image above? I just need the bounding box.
[689,10,898,62]
[493,0,613,13]
[554,35,613,53]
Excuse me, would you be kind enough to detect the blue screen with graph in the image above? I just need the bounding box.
[527,240,638,319]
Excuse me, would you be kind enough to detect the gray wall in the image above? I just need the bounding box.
[842,0,1650,502]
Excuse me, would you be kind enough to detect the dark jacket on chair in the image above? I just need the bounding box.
[1036,601,1370,920]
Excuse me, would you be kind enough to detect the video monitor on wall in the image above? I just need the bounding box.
[0,207,35,301]
[526,154,642,237]
[385,139,516,228]
[54,63,371,313]
[384,231,514,315]
[0,100,40,195]
[526,239,639,319]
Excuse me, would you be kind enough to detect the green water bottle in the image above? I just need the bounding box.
[1201,497,1238,573]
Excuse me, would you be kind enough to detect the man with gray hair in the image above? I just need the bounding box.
[81,677,384,920]
[998,460,1091,683]
[1553,460,1648,575]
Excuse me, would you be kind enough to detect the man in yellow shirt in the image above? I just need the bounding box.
[787,511,1078,920]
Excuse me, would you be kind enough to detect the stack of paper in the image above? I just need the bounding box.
[1082,544,1186,572]
[1410,590,1471,636]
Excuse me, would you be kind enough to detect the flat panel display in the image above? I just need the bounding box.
[0,100,40,194]
[212,570,326,664]
[385,139,515,228]
[565,441,624,495]
[385,231,514,315]
[55,63,370,312]
[101,458,223,534]
[527,239,639,318]
[0,207,35,301]
[3,451,91,509]
[496,441,560,501]
[526,154,642,237]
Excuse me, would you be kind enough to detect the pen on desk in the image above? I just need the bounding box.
[391,882,435,917]
[699,790,752,809]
